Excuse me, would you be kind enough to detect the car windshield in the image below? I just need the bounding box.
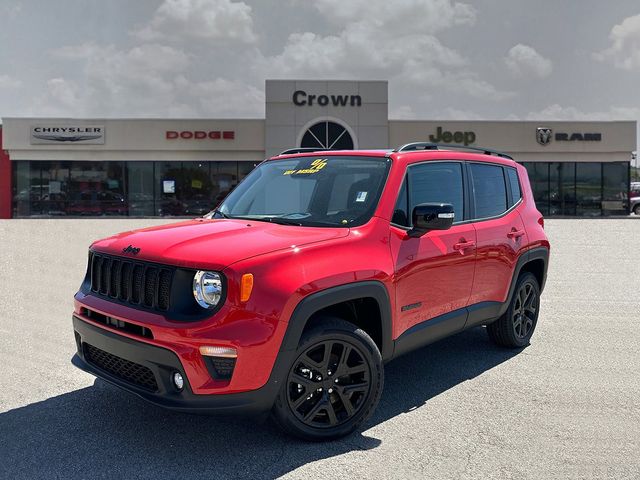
[210,156,390,227]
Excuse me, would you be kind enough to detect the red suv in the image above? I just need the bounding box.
[72,143,549,440]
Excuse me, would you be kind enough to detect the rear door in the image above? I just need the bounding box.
[390,161,477,337]
[467,163,528,306]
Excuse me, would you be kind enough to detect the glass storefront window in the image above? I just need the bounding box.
[14,159,630,218]
[67,162,126,216]
[155,161,185,216]
[127,162,154,216]
[576,163,602,217]
[602,162,629,215]
[183,162,215,216]
[13,161,31,217]
[549,162,576,216]
[13,160,257,218]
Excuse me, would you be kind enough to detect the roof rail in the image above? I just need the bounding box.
[278,147,336,155]
[393,142,513,160]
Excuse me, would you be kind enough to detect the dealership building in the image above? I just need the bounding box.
[0,80,636,219]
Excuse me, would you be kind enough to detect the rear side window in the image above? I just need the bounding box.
[470,163,507,218]
[506,167,522,207]
[409,162,464,222]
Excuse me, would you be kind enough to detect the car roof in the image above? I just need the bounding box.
[269,148,518,168]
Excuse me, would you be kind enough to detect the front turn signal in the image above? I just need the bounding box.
[240,273,254,302]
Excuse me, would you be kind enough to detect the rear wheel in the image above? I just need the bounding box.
[633,204,640,216]
[272,317,383,441]
[487,272,540,348]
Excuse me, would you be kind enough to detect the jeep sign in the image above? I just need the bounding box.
[429,126,476,146]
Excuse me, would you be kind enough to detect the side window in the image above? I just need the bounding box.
[470,163,507,218]
[409,162,464,222]
[392,177,409,226]
[506,167,522,207]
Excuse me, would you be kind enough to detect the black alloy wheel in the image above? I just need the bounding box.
[272,318,383,441]
[512,281,538,339]
[487,272,541,348]
[287,340,370,428]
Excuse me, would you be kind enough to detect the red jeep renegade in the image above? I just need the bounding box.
[72,143,549,441]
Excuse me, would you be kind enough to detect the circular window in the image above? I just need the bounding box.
[300,121,354,150]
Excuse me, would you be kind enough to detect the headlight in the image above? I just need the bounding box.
[193,271,223,309]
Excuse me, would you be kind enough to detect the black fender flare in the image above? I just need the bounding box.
[499,246,549,317]
[280,280,394,361]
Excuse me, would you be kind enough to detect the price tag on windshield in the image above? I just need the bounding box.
[283,158,328,176]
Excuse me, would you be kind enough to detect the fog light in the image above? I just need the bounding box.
[172,372,184,390]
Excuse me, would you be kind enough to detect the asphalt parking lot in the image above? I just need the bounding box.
[1,219,639,479]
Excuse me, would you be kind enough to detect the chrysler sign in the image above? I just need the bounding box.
[31,125,105,145]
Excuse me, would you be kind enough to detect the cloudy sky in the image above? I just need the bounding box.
[0,0,639,141]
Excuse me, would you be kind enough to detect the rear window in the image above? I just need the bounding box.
[470,163,507,218]
[506,167,522,207]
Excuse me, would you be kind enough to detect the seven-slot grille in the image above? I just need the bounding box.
[89,252,173,311]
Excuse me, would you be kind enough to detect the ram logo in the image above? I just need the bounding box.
[536,127,552,146]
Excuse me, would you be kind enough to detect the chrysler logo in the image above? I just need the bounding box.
[32,134,102,142]
[122,245,140,255]
[536,127,552,146]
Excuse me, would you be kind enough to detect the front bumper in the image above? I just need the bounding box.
[72,316,284,415]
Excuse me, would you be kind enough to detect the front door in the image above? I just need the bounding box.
[390,161,476,338]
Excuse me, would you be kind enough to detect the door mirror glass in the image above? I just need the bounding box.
[410,203,454,236]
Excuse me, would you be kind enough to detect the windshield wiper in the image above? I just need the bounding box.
[267,217,304,226]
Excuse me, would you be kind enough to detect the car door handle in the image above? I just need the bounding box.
[507,229,525,239]
[453,240,476,253]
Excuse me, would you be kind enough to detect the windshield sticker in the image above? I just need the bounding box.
[283,158,328,175]
[355,191,368,203]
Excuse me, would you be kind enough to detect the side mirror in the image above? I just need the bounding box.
[409,203,455,237]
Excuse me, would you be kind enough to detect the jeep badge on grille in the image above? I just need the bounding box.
[122,245,140,255]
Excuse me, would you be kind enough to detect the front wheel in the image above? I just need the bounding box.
[487,272,540,348]
[271,317,383,441]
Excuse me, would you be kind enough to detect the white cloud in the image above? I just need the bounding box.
[0,74,22,89]
[46,78,80,108]
[505,44,552,78]
[595,13,640,70]
[390,105,418,119]
[175,76,264,117]
[310,0,476,32]
[37,42,263,117]
[135,0,256,44]
[257,0,511,102]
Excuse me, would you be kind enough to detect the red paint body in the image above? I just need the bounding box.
[0,129,12,219]
[74,149,549,396]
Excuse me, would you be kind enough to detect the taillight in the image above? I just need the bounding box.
[538,216,544,229]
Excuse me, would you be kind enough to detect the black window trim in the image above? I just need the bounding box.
[390,160,469,230]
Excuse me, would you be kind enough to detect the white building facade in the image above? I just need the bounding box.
[1,80,636,218]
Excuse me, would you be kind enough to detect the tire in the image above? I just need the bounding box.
[633,204,640,216]
[271,317,384,441]
[487,272,540,348]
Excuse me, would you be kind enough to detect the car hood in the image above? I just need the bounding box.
[90,218,349,270]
